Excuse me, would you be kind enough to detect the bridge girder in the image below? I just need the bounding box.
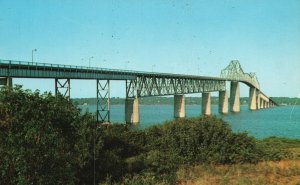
[126,76,226,98]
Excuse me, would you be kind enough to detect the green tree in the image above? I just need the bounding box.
[0,86,102,185]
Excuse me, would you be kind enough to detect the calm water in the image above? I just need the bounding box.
[79,104,300,139]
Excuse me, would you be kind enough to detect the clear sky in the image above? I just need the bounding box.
[0,0,299,98]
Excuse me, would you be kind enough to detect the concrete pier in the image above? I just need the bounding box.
[125,98,139,124]
[257,93,261,109]
[230,81,240,112]
[260,99,264,109]
[202,92,211,115]
[218,90,228,114]
[262,100,266,109]
[249,87,257,110]
[264,101,267,108]
[174,94,185,118]
[0,77,12,87]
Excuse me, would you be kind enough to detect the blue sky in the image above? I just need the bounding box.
[0,0,299,98]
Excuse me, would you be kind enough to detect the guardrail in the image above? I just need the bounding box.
[0,59,225,80]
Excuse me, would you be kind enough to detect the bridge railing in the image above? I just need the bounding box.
[0,59,147,74]
[1,59,227,80]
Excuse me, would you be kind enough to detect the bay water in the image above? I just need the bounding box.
[79,104,300,139]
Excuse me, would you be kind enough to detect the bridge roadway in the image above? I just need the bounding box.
[0,59,277,124]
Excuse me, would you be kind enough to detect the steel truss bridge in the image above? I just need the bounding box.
[0,59,277,124]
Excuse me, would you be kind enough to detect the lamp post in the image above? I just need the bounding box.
[89,56,94,67]
[32,49,37,64]
[151,64,156,72]
[125,61,130,70]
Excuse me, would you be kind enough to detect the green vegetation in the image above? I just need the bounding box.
[73,96,300,106]
[270,97,300,105]
[1,86,299,184]
[73,97,251,106]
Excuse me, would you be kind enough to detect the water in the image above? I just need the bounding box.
[79,104,300,139]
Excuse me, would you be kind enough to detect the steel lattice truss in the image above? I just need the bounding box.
[55,78,70,100]
[126,76,226,98]
[97,80,110,123]
[220,60,260,89]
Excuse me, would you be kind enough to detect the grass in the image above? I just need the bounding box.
[177,161,300,185]
[176,137,300,185]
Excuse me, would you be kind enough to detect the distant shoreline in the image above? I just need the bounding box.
[73,97,300,106]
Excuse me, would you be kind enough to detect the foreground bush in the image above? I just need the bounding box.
[0,86,292,184]
[0,86,103,184]
[157,117,260,164]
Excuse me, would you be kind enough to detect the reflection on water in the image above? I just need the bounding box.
[79,104,300,139]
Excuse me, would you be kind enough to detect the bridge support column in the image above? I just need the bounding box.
[230,81,240,112]
[55,78,70,100]
[262,100,266,109]
[202,92,211,115]
[257,93,261,109]
[219,90,228,114]
[265,101,267,108]
[0,77,12,87]
[174,94,185,118]
[96,80,110,123]
[125,80,139,124]
[125,98,139,124]
[249,87,257,110]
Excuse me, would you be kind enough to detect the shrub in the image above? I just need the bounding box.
[256,137,293,161]
[147,116,261,165]
[1,86,292,184]
[0,86,102,184]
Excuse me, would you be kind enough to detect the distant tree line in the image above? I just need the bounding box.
[270,97,300,105]
[73,97,251,106]
[0,86,295,184]
[73,96,300,106]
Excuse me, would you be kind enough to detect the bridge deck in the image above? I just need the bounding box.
[0,59,277,105]
[0,59,225,81]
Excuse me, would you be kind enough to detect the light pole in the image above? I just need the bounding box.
[151,64,156,72]
[32,49,37,64]
[89,56,94,67]
[125,61,130,70]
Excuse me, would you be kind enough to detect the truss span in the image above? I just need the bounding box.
[126,76,226,98]
[220,60,260,89]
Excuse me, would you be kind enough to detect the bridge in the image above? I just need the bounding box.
[0,59,278,124]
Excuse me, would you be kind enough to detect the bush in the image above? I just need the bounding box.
[146,116,261,165]
[256,137,293,161]
[1,86,292,184]
[0,86,102,184]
